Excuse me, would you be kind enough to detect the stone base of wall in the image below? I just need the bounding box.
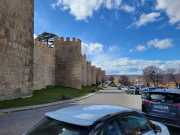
[0,91,33,101]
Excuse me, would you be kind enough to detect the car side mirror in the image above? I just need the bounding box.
[153,124,161,134]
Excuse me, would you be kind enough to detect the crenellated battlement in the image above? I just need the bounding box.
[54,37,81,45]
[34,39,55,55]
[86,61,91,65]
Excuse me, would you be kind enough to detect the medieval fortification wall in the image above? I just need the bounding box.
[33,39,55,90]
[0,0,34,101]
[91,66,96,84]
[86,61,92,86]
[96,68,102,83]
[0,0,108,101]
[54,37,82,90]
[81,54,87,86]
[101,70,106,83]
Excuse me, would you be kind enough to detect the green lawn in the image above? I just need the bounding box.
[0,85,106,109]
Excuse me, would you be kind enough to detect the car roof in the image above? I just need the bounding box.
[45,104,132,126]
[149,89,180,94]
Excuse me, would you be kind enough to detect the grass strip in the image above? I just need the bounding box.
[0,85,106,109]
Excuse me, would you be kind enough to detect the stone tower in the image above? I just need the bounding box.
[81,54,87,86]
[91,66,96,84]
[86,61,92,86]
[0,0,34,101]
[54,37,82,90]
[101,70,106,83]
[96,68,102,83]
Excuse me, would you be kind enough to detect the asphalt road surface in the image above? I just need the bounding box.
[0,87,179,135]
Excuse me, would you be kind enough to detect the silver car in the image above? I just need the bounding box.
[121,86,129,91]
[24,104,170,135]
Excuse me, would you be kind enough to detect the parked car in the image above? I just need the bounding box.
[141,87,157,99]
[142,89,180,128]
[121,86,129,91]
[155,86,168,89]
[117,85,122,90]
[99,83,108,87]
[24,104,170,135]
[126,86,140,94]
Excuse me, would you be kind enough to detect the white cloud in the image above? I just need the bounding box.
[51,0,122,21]
[129,49,133,53]
[34,34,37,39]
[147,38,173,49]
[81,42,103,55]
[156,0,180,25]
[134,12,162,27]
[176,23,180,30]
[136,45,146,51]
[109,45,117,51]
[82,42,90,55]
[61,6,68,11]
[121,5,135,12]
[157,22,167,29]
[141,0,146,5]
[91,53,180,75]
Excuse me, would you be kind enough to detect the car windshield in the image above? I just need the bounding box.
[146,93,180,103]
[26,116,88,135]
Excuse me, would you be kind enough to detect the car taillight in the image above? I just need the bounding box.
[147,92,149,94]
[142,100,151,104]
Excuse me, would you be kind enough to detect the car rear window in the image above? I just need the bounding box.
[146,93,180,103]
[26,116,88,135]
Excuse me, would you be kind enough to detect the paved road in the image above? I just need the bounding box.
[0,87,179,135]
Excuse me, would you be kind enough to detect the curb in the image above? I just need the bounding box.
[0,89,106,115]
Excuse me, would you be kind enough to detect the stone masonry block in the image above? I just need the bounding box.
[15,88,21,94]
[0,75,6,82]
[0,96,6,101]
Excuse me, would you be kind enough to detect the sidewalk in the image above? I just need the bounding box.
[0,90,105,115]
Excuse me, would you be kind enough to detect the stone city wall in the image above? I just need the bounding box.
[101,70,106,83]
[91,66,96,84]
[33,39,55,90]
[86,61,92,86]
[96,68,102,83]
[0,0,109,101]
[0,0,34,101]
[54,37,82,90]
[81,54,87,86]
[106,76,110,81]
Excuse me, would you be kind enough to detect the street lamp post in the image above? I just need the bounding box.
[152,71,155,87]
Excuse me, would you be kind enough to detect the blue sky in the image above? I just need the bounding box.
[34,0,180,75]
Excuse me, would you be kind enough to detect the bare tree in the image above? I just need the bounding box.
[142,65,164,87]
[118,75,131,86]
[161,74,171,88]
[110,75,115,82]
[166,68,178,87]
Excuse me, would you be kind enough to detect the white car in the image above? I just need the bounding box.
[121,86,129,91]
[24,104,170,135]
